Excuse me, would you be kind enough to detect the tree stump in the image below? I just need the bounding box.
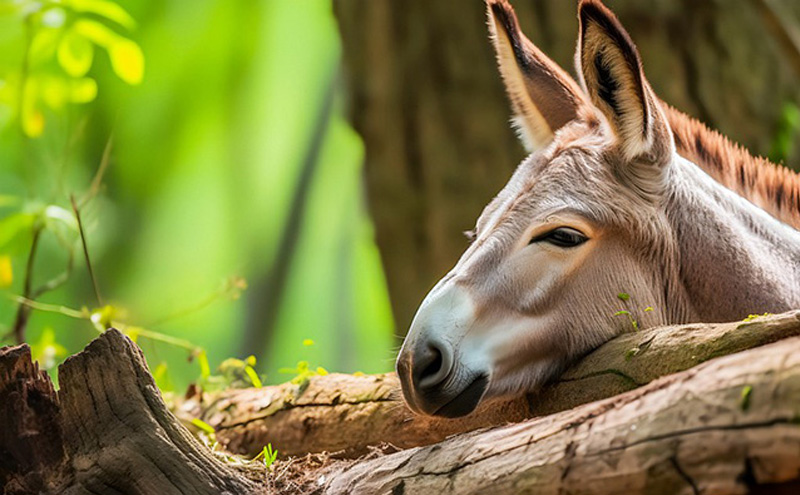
[0,329,258,495]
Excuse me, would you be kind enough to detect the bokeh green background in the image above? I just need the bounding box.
[0,0,396,389]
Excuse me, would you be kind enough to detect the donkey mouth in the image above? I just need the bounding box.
[432,374,489,418]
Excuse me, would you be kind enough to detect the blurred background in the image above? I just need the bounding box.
[1,0,799,390]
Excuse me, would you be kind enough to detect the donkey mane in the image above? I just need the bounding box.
[664,102,800,230]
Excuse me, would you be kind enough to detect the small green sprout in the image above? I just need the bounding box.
[742,313,771,323]
[644,306,654,312]
[253,443,278,469]
[617,293,630,301]
[614,310,638,330]
[740,385,753,411]
[191,418,216,442]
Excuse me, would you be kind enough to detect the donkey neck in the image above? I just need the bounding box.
[666,155,800,323]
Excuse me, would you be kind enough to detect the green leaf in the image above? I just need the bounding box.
[69,77,98,103]
[44,205,78,231]
[613,310,631,317]
[108,38,144,85]
[0,256,11,288]
[197,350,211,379]
[617,293,630,301]
[740,385,752,411]
[244,366,262,388]
[73,20,144,85]
[190,418,215,435]
[67,0,137,30]
[58,31,94,77]
[0,212,36,254]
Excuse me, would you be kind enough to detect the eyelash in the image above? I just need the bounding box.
[529,227,588,248]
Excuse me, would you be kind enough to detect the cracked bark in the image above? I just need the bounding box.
[319,334,800,495]
[179,311,800,458]
[4,315,800,493]
[0,329,258,495]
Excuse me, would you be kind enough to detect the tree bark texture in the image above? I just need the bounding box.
[4,315,800,494]
[181,311,800,459]
[0,329,257,495]
[320,334,800,495]
[334,0,800,334]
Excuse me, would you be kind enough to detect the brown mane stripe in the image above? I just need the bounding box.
[663,102,800,230]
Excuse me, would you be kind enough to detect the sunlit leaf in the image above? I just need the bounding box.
[108,37,144,85]
[30,327,68,371]
[29,27,61,66]
[190,418,215,435]
[69,77,97,103]
[73,19,117,47]
[58,30,94,77]
[0,256,12,288]
[153,361,173,391]
[44,205,78,231]
[68,0,137,30]
[197,350,211,379]
[244,365,262,388]
[0,212,35,254]
[22,98,44,137]
[75,20,145,85]
[90,305,117,330]
[40,76,68,109]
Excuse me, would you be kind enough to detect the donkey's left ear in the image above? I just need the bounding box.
[577,0,673,167]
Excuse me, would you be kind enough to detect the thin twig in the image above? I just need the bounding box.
[70,195,102,306]
[9,294,85,320]
[12,225,42,343]
[80,134,114,208]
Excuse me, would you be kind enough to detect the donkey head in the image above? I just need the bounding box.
[397,0,684,417]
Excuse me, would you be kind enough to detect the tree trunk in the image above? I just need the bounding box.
[180,311,800,458]
[334,0,800,334]
[0,329,257,495]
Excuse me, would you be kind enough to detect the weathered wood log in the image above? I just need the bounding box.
[4,317,800,494]
[0,329,258,495]
[318,334,800,495]
[181,311,800,458]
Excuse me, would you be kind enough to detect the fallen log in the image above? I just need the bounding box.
[0,329,258,495]
[180,310,800,457]
[319,334,800,495]
[3,316,800,494]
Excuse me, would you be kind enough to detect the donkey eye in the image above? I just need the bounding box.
[531,227,588,248]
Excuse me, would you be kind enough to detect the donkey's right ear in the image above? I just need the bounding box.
[487,0,587,151]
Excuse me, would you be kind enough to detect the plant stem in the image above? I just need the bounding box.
[12,226,42,343]
[70,195,102,306]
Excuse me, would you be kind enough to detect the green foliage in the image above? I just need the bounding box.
[769,102,800,165]
[253,443,278,470]
[0,0,395,392]
[742,313,771,323]
[190,418,216,443]
[1,0,143,137]
[740,385,753,412]
[614,293,656,331]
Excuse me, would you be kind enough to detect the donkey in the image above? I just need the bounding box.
[396,0,800,418]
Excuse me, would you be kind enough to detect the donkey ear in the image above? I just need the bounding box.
[577,0,672,164]
[487,0,587,151]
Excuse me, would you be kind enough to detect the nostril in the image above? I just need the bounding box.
[420,348,443,382]
[414,341,453,389]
